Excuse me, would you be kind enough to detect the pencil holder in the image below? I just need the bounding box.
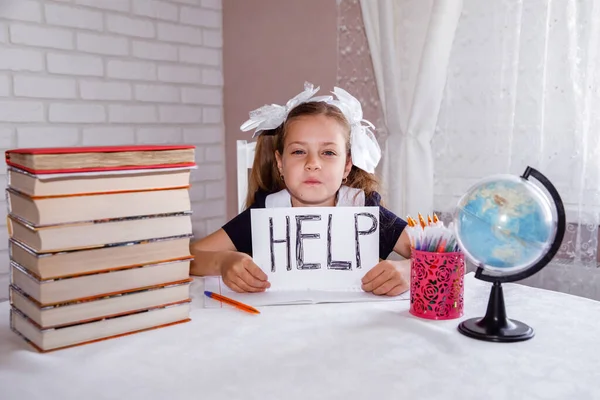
[409,249,465,320]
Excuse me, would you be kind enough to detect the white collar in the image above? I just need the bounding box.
[265,186,365,208]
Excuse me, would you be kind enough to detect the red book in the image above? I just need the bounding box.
[6,144,196,174]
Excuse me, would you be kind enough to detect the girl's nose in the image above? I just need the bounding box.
[305,154,321,171]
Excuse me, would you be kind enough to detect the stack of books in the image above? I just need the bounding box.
[5,145,196,352]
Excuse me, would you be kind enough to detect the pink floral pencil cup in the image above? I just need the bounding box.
[409,249,465,320]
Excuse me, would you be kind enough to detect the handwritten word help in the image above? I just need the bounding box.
[251,207,380,290]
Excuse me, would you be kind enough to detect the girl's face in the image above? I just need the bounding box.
[275,114,352,207]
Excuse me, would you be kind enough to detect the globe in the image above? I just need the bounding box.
[454,174,557,276]
[453,167,565,342]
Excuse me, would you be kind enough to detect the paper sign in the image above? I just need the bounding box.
[251,207,379,291]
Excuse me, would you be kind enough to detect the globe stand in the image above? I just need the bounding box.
[458,280,534,342]
[456,166,566,343]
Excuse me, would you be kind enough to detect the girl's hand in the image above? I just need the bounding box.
[361,259,410,296]
[221,252,271,293]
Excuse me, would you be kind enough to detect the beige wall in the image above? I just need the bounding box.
[223,0,338,219]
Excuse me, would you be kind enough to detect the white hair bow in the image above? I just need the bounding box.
[240,82,322,138]
[329,87,381,174]
[240,82,382,174]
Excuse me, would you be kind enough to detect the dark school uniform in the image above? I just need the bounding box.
[223,190,407,259]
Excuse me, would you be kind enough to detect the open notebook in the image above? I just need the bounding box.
[203,276,410,308]
[203,206,410,308]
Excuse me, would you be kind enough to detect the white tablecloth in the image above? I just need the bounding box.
[0,274,599,400]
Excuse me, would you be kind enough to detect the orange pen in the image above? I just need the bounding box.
[204,291,260,314]
[418,213,427,229]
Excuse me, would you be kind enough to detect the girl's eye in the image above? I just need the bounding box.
[291,149,305,155]
[323,150,337,156]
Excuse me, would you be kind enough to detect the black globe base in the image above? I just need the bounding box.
[457,280,534,343]
[458,317,534,342]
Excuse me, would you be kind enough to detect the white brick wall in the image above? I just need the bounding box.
[80,80,132,100]
[15,75,78,98]
[10,24,74,50]
[106,14,155,38]
[0,1,42,23]
[0,23,7,43]
[44,4,104,31]
[132,0,179,21]
[157,22,202,45]
[77,33,129,56]
[181,87,221,105]
[0,48,44,71]
[75,0,130,13]
[135,83,179,103]
[48,53,104,76]
[133,40,178,61]
[0,75,10,96]
[106,60,155,81]
[0,0,224,301]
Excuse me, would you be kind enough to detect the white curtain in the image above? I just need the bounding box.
[433,1,600,298]
[360,0,463,218]
[359,0,600,297]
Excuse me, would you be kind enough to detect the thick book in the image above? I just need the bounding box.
[9,237,192,280]
[10,258,192,305]
[7,187,191,225]
[7,166,193,197]
[10,301,191,352]
[5,144,195,174]
[9,280,191,329]
[203,276,410,307]
[7,212,193,253]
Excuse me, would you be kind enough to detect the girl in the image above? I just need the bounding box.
[190,83,411,296]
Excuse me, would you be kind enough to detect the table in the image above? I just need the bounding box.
[1,274,599,400]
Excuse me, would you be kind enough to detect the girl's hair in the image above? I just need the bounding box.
[244,101,379,209]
